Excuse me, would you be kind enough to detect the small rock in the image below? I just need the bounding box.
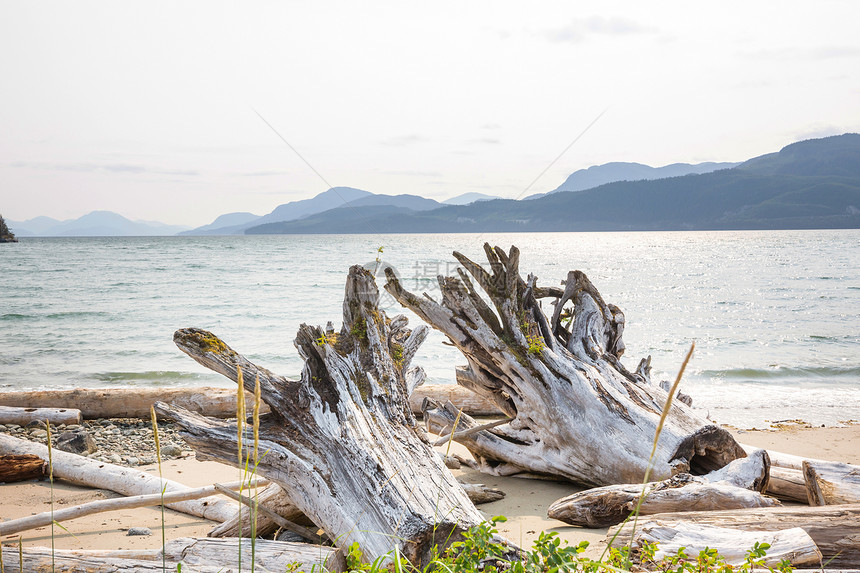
[56,431,99,455]
[0,424,8,431]
[26,420,47,430]
[160,444,182,458]
[127,527,152,536]
[126,457,139,466]
[66,424,82,431]
[30,429,48,439]
[107,453,123,464]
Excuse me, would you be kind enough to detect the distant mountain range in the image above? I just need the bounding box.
[8,211,190,237]
[244,133,860,234]
[526,161,741,198]
[8,134,859,236]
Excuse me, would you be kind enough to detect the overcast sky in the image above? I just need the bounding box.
[2,1,859,226]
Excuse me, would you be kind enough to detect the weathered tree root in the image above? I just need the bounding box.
[156,266,487,566]
[385,244,746,486]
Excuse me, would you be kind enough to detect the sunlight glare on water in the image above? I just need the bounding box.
[1,230,858,428]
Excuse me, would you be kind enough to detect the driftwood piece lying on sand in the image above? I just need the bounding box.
[625,521,821,567]
[0,454,46,483]
[208,479,506,542]
[547,450,777,527]
[0,384,497,419]
[209,482,308,538]
[460,482,506,504]
[769,466,809,503]
[0,479,262,537]
[212,482,324,544]
[740,443,859,505]
[0,387,265,419]
[156,266,487,566]
[607,503,860,569]
[0,405,81,426]
[804,460,860,505]
[0,537,339,573]
[385,245,746,486]
[0,433,237,522]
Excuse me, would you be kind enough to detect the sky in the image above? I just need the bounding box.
[2,1,859,227]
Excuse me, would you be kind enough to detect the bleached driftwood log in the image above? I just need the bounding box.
[459,482,506,504]
[0,537,339,573]
[386,245,747,486]
[769,466,809,504]
[740,442,831,470]
[804,460,860,505]
[209,482,309,538]
[156,266,487,566]
[411,384,500,416]
[0,454,45,483]
[0,384,498,419]
[547,450,777,527]
[606,503,860,569]
[0,433,237,522]
[623,521,821,567]
[0,479,262,537]
[739,442,855,504]
[0,405,81,426]
[0,387,265,419]
[207,479,505,541]
[212,482,324,544]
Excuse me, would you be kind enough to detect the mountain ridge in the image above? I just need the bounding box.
[9,211,190,237]
[535,160,742,198]
[245,134,860,234]
[9,133,859,236]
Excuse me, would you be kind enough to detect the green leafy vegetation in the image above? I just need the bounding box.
[350,318,368,341]
[339,516,795,573]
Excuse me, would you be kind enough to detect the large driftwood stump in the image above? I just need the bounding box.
[155,266,486,566]
[385,244,746,486]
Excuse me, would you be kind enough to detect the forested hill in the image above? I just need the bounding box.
[247,134,860,234]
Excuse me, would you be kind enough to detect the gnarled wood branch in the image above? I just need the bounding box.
[156,266,488,566]
[546,450,777,527]
[387,245,746,487]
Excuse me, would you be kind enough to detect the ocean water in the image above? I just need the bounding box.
[1,230,858,428]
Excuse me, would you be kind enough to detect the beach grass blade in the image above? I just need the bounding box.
[150,405,167,573]
[46,420,54,573]
[236,366,246,572]
[251,374,262,572]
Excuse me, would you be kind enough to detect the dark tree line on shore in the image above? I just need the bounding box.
[0,214,16,241]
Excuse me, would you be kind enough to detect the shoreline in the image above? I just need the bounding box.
[2,421,858,558]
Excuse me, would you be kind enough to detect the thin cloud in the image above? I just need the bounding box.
[791,125,853,142]
[231,170,290,178]
[379,134,431,147]
[10,161,198,177]
[383,169,444,177]
[544,16,657,43]
[741,45,860,61]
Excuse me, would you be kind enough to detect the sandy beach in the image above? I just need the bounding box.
[2,423,858,558]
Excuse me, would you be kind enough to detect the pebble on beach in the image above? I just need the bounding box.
[0,417,192,467]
